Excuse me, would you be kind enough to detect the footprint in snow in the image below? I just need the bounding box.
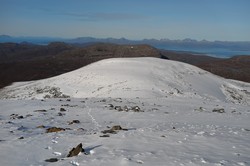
[45,146,52,150]
[136,160,144,164]
[52,139,58,144]
[53,152,62,156]
[52,136,59,143]
[70,160,80,166]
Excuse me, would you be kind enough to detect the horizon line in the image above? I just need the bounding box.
[1,34,250,43]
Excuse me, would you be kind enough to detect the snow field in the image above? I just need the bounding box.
[0,58,250,165]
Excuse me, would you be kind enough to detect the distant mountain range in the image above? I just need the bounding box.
[1,35,250,57]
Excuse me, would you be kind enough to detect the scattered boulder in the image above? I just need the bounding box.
[212,108,225,113]
[132,106,141,112]
[67,143,84,157]
[114,106,123,111]
[17,115,24,119]
[46,127,65,133]
[10,114,24,119]
[68,120,80,125]
[60,108,66,112]
[111,125,123,131]
[58,112,65,116]
[111,105,143,112]
[108,104,114,108]
[102,125,128,134]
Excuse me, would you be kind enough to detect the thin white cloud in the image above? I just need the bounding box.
[39,8,147,21]
[64,12,148,22]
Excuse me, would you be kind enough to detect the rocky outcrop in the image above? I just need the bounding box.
[101,125,128,134]
[46,127,65,133]
[67,143,84,157]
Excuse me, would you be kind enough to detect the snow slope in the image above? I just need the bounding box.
[0,57,250,166]
[1,58,249,104]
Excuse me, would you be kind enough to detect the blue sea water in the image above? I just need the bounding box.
[155,45,250,58]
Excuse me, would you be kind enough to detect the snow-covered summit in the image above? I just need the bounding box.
[1,57,250,166]
[1,57,250,104]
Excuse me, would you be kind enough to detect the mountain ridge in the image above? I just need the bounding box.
[1,35,250,54]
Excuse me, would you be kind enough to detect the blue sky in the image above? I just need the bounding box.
[0,0,249,41]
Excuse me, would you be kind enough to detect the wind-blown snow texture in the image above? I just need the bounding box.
[0,57,250,166]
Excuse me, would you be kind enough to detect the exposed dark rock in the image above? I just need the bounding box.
[111,125,123,131]
[45,158,59,162]
[67,143,84,157]
[61,104,78,107]
[101,130,117,134]
[114,106,123,111]
[18,137,24,139]
[212,108,225,113]
[10,114,25,119]
[131,106,141,112]
[102,125,128,134]
[60,108,66,112]
[100,134,110,137]
[111,105,143,112]
[10,114,18,119]
[58,112,65,116]
[46,127,65,133]
[17,116,24,119]
[108,104,114,108]
[34,109,47,112]
[68,120,80,125]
